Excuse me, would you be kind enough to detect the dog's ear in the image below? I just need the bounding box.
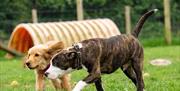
[46,41,64,54]
[65,52,76,60]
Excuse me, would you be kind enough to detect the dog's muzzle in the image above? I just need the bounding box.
[26,62,30,67]
[44,64,61,79]
[25,62,38,69]
[44,71,59,79]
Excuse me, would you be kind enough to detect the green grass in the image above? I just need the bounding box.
[140,36,180,47]
[0,46,180,91]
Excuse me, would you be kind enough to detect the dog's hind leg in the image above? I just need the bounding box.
[121,65,137,86]
[132,57,144,91]
[94,78,104,91]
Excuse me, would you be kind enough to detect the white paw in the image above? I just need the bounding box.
[72,80,88,91]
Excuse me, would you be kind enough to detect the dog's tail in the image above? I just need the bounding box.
[131,9,158,38]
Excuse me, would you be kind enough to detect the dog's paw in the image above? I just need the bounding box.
[72,80,87,91]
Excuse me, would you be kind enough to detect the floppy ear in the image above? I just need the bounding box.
[46,41,64,54]
[66,52,76,60]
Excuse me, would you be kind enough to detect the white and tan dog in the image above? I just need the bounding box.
[25,41,71,91]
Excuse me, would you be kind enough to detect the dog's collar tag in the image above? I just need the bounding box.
[73,43,81,51]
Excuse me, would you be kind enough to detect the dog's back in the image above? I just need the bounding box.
[80,9,158,73]
[80,9,158,60]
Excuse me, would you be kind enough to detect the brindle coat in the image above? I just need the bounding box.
[47,9,157,91]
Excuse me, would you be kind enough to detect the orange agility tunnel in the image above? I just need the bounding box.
[8,18,121,53]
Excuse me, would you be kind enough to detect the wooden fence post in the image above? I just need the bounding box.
[32,9,38,23]
[164,0,172,45]
[125,6,131,34]
[76,0,84,20]
[32,0,38,23]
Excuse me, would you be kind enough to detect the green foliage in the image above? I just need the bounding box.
[37,0,65,9]
[0,0,31,38]
[0,0,179,44]
[0,0,30,20]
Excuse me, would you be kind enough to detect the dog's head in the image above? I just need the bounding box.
[45,43,83,79]
[25,41,64,70]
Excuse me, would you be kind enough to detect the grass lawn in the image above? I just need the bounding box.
[0,46,180,91]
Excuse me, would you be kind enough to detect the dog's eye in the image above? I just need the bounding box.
[35,53,39,57]
[27,54,30,58]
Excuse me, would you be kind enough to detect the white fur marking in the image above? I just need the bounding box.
[64,43,83,51]
[46,64,61,79]
[72,80,88,91]
[76,43,83,48]
[45,63,73,79]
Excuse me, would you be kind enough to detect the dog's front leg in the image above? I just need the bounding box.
[35,70,45,91]
[73,72,102,91]
[51,79,62,90]
[72,80,88,91]
[94,78,104,91]
[61,74,72,91]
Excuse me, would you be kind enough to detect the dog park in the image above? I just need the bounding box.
[0,0,179,91]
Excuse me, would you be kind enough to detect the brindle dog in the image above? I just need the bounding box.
[45,9,158,91]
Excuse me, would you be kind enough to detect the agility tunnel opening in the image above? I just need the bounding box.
[8,26,34,53]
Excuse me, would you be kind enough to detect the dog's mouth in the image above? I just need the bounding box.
[28,65,39,69]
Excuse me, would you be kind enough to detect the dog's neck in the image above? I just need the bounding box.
[75,51,82,70]
[73,51,82,70]
[42,64,50,72]
[72,43,83,70]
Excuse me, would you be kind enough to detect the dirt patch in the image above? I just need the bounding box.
[150,58,171,66]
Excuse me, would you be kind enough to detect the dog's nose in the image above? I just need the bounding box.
[26,62,30,66]
[44,72,49,77]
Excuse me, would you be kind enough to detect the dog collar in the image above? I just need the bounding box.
[73,44,82,70]
[76,52,82,70]
[43,64,50,72]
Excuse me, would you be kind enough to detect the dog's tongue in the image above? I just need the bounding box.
[43,64,50,72]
